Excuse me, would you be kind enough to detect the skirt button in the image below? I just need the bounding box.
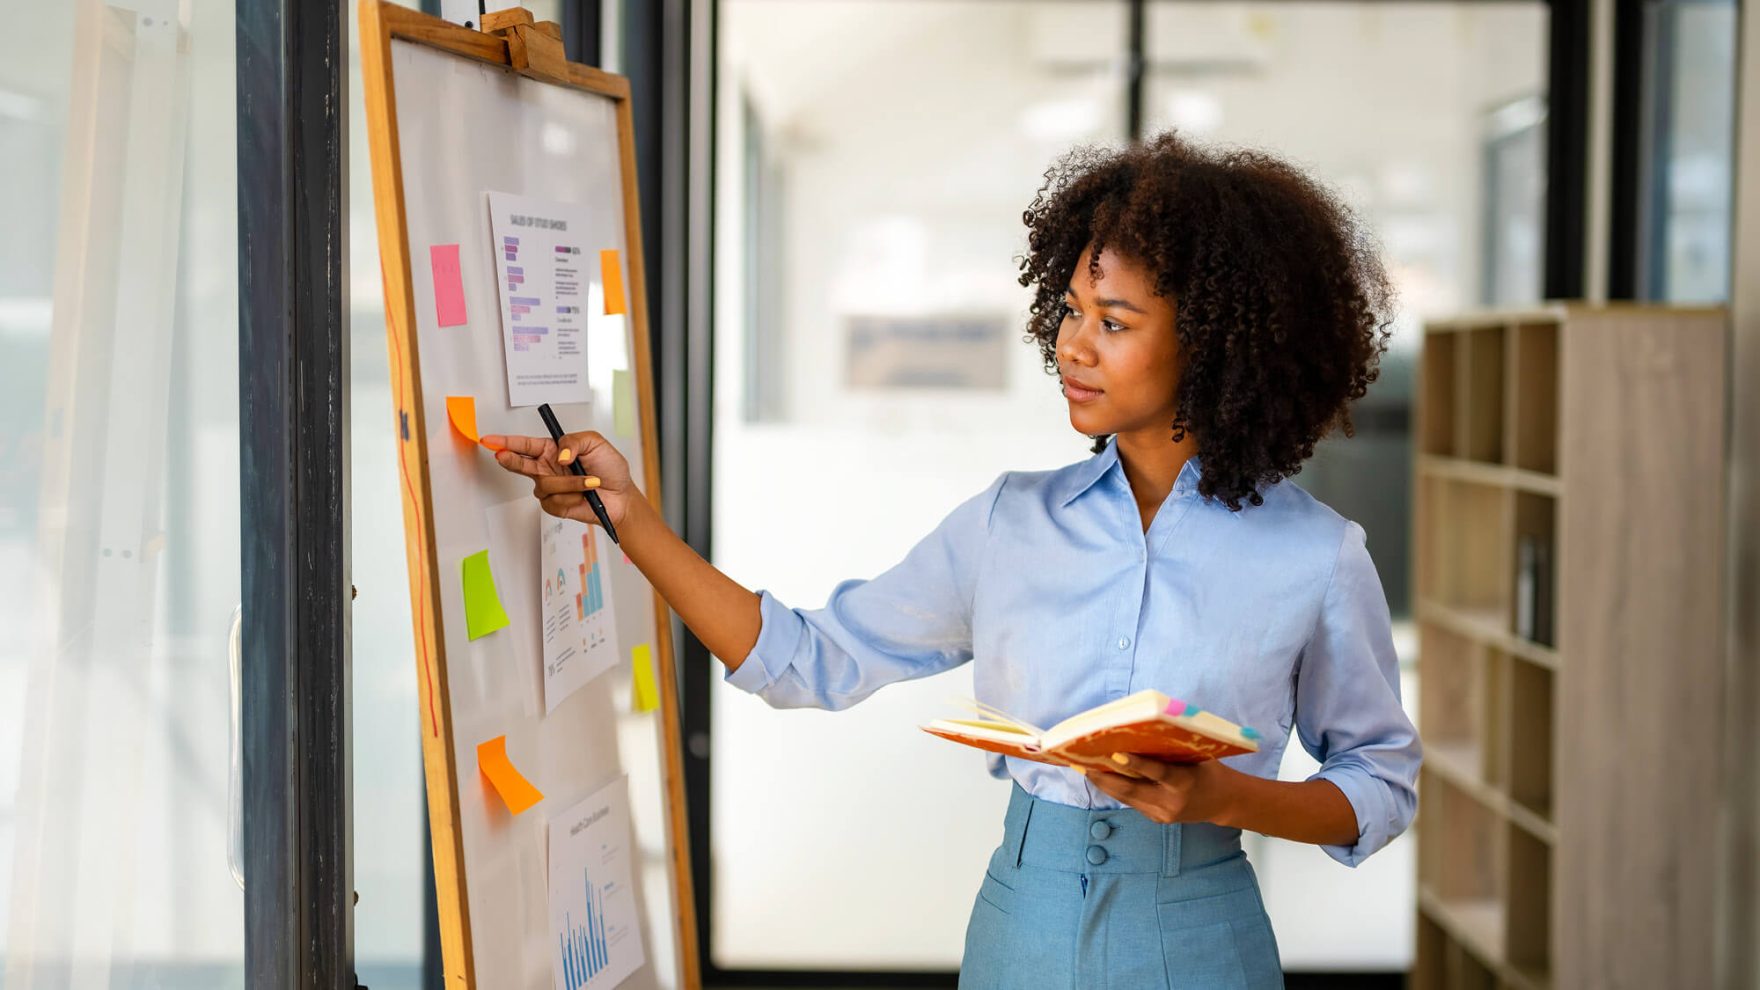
[1085,845,1108,866]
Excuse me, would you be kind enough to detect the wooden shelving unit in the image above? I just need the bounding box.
[1411,304,1726,990]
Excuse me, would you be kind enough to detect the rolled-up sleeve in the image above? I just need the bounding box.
[724,474,1007,711]
[1295,522,1422,867]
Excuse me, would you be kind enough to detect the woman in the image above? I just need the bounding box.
[485,132,1421,989]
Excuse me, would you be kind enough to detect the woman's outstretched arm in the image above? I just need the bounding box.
[483,428,763,672]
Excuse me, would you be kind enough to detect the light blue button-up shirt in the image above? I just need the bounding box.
[726,438,1421,866]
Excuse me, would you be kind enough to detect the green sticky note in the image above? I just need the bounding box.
[612,369,637,438]
[461,549,510,640]
[630,642,659,713]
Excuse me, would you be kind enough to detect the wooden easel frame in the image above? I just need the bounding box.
[356,3,699,985]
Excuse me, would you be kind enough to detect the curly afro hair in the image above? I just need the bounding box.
[1019,131,1396,511]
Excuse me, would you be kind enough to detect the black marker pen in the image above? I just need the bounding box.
[536,402,620,545]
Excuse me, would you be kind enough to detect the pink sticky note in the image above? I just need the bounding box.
[430,244,467,327]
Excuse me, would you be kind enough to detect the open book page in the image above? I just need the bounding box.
[920,700,1059,766]
[950,697,1047,736]
[923,690,1261,769]
[1040,692,1168,750]
[1044,693,1259,765]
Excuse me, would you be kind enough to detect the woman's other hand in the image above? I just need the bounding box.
[1078,753,1238,826]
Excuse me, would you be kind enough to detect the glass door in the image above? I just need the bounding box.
[1,1,246,985]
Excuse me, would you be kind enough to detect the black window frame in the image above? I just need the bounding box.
[237,0,356,985]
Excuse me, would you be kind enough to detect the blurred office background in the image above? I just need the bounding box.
[0,0,1748,986]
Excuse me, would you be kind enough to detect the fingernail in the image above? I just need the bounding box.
[1071,766,1088,776]
[583,476,600,490]
[1111,752,1129,765]
[558,448,574,464]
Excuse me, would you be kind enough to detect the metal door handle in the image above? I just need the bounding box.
[228,603,244,890]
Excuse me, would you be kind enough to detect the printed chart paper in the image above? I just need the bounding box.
[540,514,619,713]
[488,191,593,407]
[548,776,645,990]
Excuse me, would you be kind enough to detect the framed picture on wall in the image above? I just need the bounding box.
[844,314,1009,390]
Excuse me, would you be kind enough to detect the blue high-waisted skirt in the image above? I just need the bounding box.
[960,783,1284,989]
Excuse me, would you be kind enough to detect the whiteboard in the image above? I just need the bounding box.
[360,5,696,987]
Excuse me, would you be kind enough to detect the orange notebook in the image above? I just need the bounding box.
[921,690,1261,773]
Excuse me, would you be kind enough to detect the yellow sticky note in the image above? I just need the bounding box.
[477,735,543,814]
[612,369,636,438]
[631,642,658,713]
[445,395,505,451]
[461,549,510,640]
[600,249,627,316]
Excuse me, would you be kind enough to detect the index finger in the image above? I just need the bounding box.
[482,434,556,480]
[481,433,554,458]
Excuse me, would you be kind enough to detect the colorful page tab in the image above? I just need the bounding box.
[430,243,468,327]
[630,642,659,713]
[461,549,511,640]
[600,249,626,316]
[477,735,543,814]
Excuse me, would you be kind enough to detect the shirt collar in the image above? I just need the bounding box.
[1056,437,1121,508]
[1056,439,1206,508]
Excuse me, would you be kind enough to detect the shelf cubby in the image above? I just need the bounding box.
[1421,332,1459,457]
[1420,774,1503,909]
[1505,657,1554,823]
[1459,326,1506,464]
[1480,650,1509,792]
[1511,492,1556,647]
[1505,820,1552,982]
[1508,322,1558,475]
[1417,474,1511,620]
[1418,622,1477,748]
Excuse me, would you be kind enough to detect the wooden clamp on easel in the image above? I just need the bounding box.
[479,8,569,84]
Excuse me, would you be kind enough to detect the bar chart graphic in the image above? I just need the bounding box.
[549,777,645,990]
[558,868,611,988]
[576,528,604,620]
[577,528,609,654]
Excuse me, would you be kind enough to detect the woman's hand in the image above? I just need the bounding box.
[1079,753,1240,826]
[481,430,637,530]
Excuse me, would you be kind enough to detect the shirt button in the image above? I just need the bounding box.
[1116,636,1131,650]
[1086,845,1109,866]
[1089,820,1113,840]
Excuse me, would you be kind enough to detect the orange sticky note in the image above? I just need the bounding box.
[445,395,505,451]
[630,642,658,713]
[477,735,543,814]
[600,249,626,316]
